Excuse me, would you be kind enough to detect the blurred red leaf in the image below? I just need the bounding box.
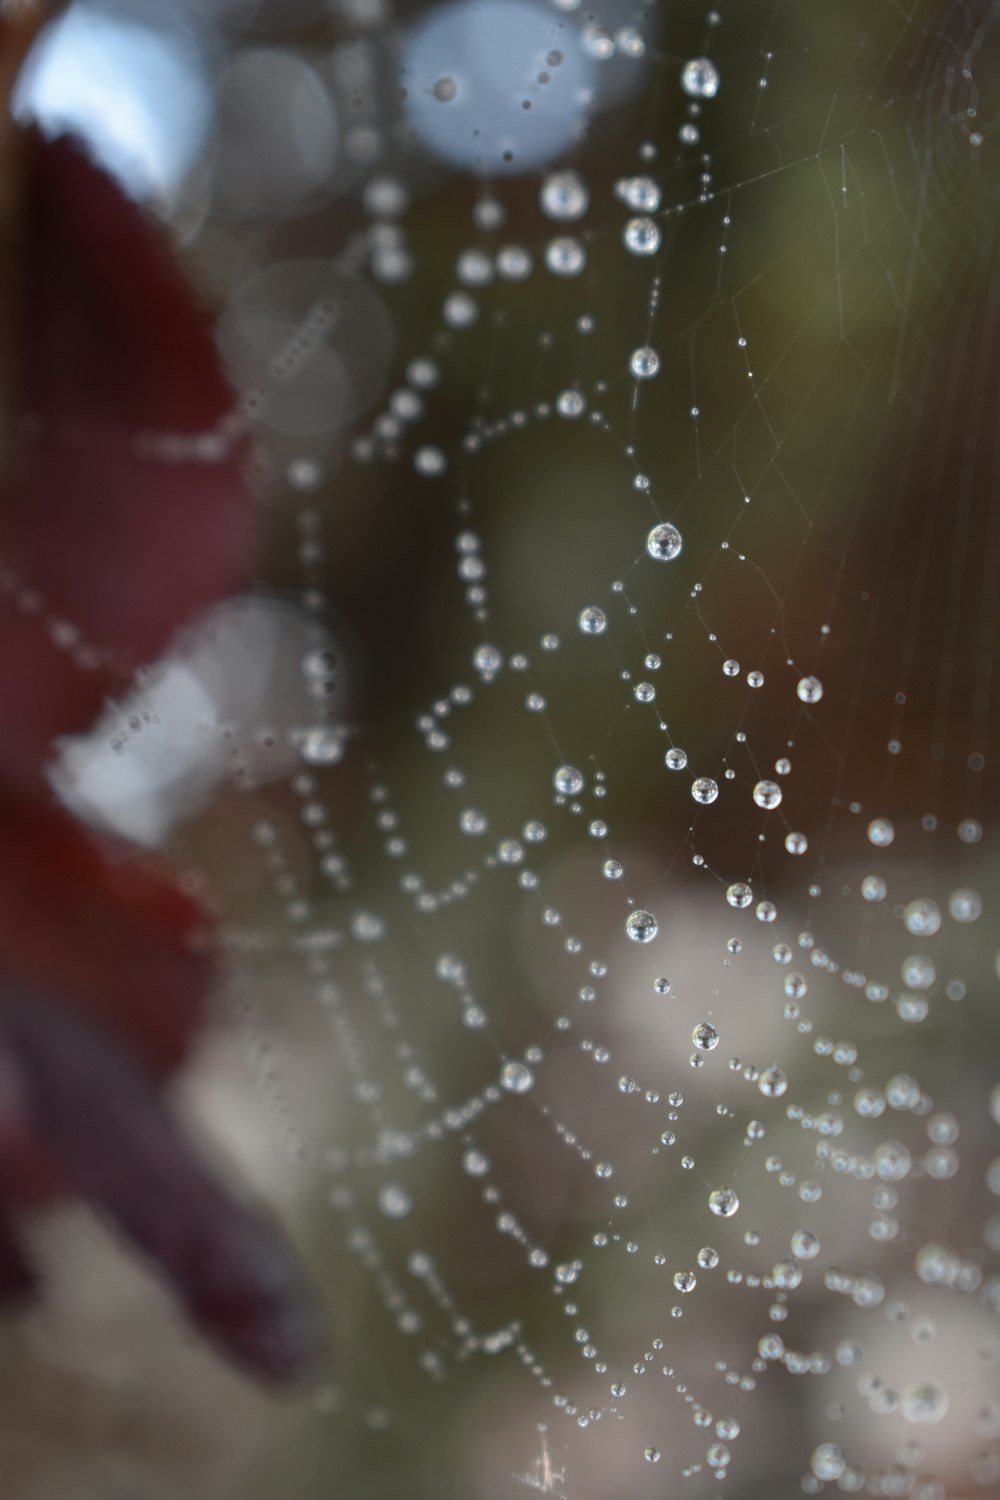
[0,131,256,795]
[0,117,321,1381]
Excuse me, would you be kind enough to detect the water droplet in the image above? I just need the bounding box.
[948,888,981,922]
[497,245,532,280]
[900,1379,949,1424]
[303,647,337,679]
[726,882,752,909]
[414,445,447,475]
[300,726,345,766]
[351,910,386,941]
[473,643,503,675]
[554,764,584,795]
[626,909,658,943]
[708,1187,740,1217]
[873,1139,912,1180]
[772,1258,802,1289]
[811,1444,846,1481]
[582,24,614,59]
[500,1060,536,1094]
[630,345,660,379]
[680,56,720,98]
[646,522,683,561]
[901,953,935,989]
[624,217,662,255]
[545,236,586,276]
[556,388,585,418]
[904,898,940,935]
[540,169,589,221]
[578,605,607,635]
[621,175,661,211]
[378,1183,413,1218]
[758,1066,787,1098]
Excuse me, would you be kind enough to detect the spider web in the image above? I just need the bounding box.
[23,0,1000,1495]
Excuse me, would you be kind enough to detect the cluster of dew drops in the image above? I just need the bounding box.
[253,28,1000,1498]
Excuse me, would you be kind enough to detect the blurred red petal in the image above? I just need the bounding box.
[9,436,252,664]
[0,132,255,789]
[0,115,309,1384]
[0,797,212,1079]
[21,130,234,433]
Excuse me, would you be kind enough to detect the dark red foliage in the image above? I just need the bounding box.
[0,130,322,1381]
[0,132,255,796]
